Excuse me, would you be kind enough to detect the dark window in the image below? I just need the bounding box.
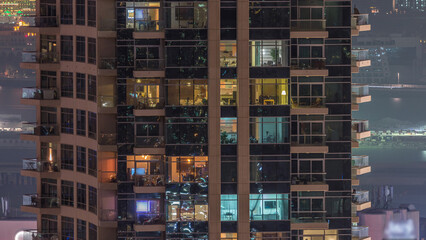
[40,71,56,88]
[76,73,86,99]
[61,216,74,240]
[88,112,96,139]
[88,186,97,214]
[88,38,96,64]
[87,0,96,27]
[77,183,86,210]
[77,219,86,240]
[77,146,86,173]
[61,108,73,134]
[61,180,74,206]
[60,0,73,24]
[61,35,73,61]
[76,36,86,62]
[61,144,74,170]
[41,214,58,234]
[89,223,97,239]
[77,109,86,136]
[88,75,96,102]
[88,149,97,177]
[76,0,85,25]
[41,106,57,125]
[61,36,73,61]
[61,72,73,98]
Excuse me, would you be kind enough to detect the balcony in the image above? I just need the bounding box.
[134,213,166,232]
[291,96,328,115]
[352,13,371,36]
[99,133,117,152]
[352,84,371,104]
[21,51,59,70]
[352,155,371,176]
[290,19,328,38]
[352,49,371,70]
[352,190,371,211]
[21,87,59,106]
[132,97,166,116]
[20,230,59,240]
[20,16,59,35]
[98,58,117,76]
[98,95,117,114]
[352,120,371,140]
[21,158,59,178]
[22,194,60,214]
[134,175,165,193]
[290,58,328,77]
[291,136,329,153]
[98,19,116,38]
[290,174,328,191]
[100,209,118,228]
[290,212,328,230]
[20,123,59,142]
[100,171,117,190]
[134,59,165,78]
[133,20,165,38]
[352,226,371,240]
[134,136,165,155]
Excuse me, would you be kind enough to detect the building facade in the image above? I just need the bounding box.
[20,0,373,239]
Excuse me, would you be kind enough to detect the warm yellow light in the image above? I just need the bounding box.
[281,90,287,95]
[49,148,53,162]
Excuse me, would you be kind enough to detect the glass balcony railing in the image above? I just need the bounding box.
[22,51,59,64]
[291,173,326,185]
[22,87,58,100]
[291,135,326,146]
[291,96,326,108]
[135,175,165,187]
[135,136,165,148]
[135,20,163,32]
[25,16,58,27]
[352,84,369,97]
[297,0,324,6]
[353,14,369,26]
[100,171,117,183]
[352,226,369,239]
[99,19,116,31]
[135,59,165,71]
[23,123,59,136]
[22,158,59,172]
[99,133,117,145]
[98,95,116,108]
[352,49,369,61]
[131,97,165,110]
[100,209,117,221]
[291,212,326,223]
[291,19,326,31]
[352,120,369,133]
[23,194,59,208]
[352,155,369,168]
[136,213,165,225]
[21,230,59,240]
[352,190,369,204]
[99,58,116,70]
[290,58,326,70]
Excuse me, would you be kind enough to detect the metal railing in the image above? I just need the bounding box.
[23,194,59,208]
[134,175,165,187]
[21,230,59,240]
[352,226,369,238]
[291,173,326,184]
[99,133,117,145]
[22,87,58,100]
[291,19,326,31]
[136,213,165,225]
[100,171,117,183]
[98,95,116,108]
[135,136,165,148]
[23,123,59,136]
[99,58,116,70]
[352,120,369,133]
[291,96,326,108]
[22,158,59,172]
[291,135,326,146]
[352,155,369,168]
[352,190,369,204]
[291,212,326,223]
[100,209,117,221]
[135,59,165,71]
[290,58,326,70]
[132,97,165,110]
[25,16,59,27]
[352,84,369,97]
[297,0,324,6]
[135,20,163,32]
[22,51,59,64]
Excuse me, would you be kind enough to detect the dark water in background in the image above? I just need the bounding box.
[354,88,426,216]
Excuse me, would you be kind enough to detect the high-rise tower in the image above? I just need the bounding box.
[20,0,372,239]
